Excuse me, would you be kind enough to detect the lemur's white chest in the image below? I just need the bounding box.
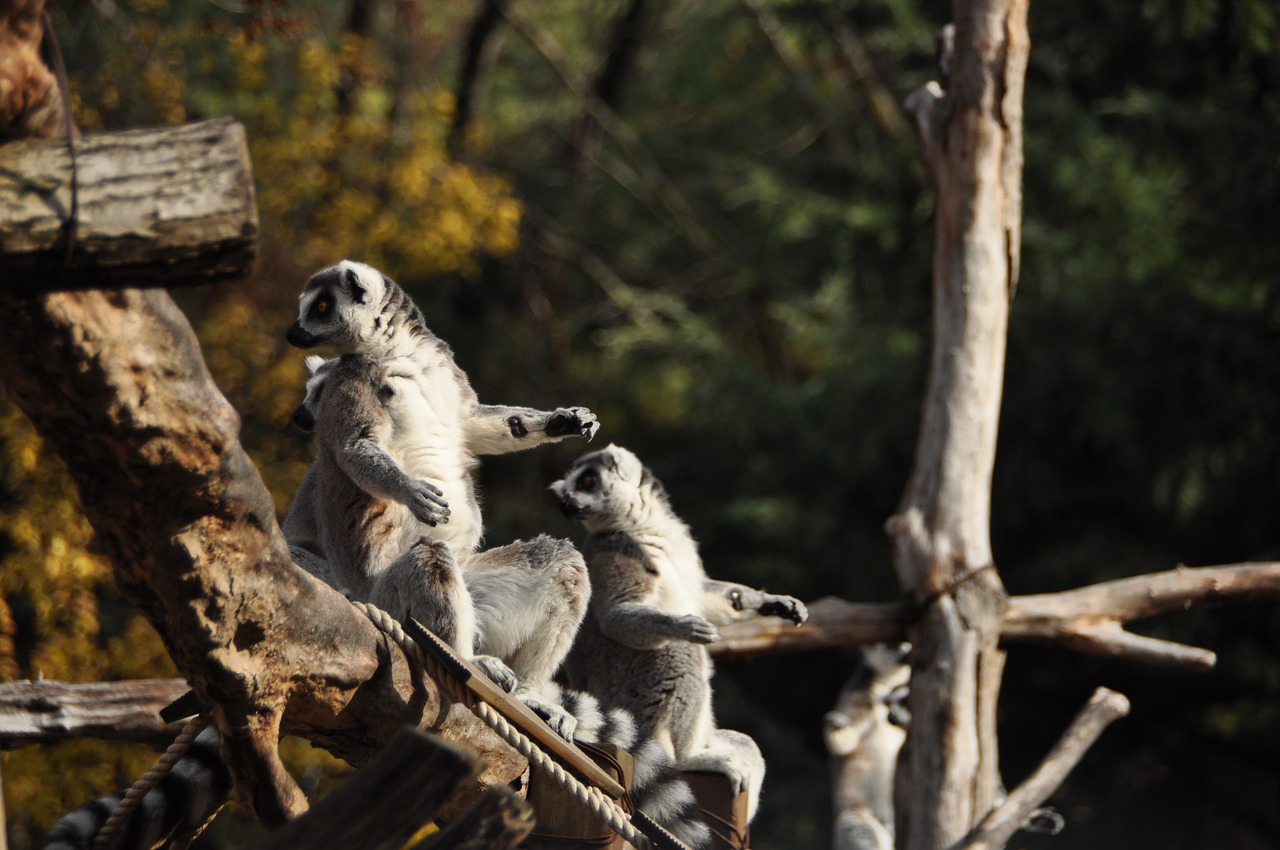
[632,513,705,617]
[380,351,482,553]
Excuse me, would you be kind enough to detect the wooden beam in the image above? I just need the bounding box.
[0,678,189,747]
[250,728,532,850]
[0,117,256,290]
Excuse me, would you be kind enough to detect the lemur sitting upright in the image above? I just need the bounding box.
[283,261,601,732]
[550,444,809,822]
[824,643,911,850]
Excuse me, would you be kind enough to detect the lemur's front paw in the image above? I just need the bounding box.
[406,479,451,527]
[681,752,749,796]
[675,614,720,645]
[523,696,578,741]
[759,594,808,625]
[546,407,600,440]
[473,655,520,693]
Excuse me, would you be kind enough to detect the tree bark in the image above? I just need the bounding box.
[0,118,257,289]
[0,288,525,827]
[888,1,1029,847]
[0,0,64,142]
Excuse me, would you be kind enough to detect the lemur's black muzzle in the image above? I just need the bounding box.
[292,403,316,432]
[286,322,320,349]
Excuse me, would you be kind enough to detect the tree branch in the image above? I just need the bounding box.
[956,688,1130,850]
[710,562,1280,670]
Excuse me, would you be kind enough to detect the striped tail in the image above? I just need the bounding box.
[43,727,230,850]
[550,685,712,850]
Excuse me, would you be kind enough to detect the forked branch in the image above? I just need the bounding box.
[957,688,1131,850]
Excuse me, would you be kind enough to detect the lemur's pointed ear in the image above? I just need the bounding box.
[345,267,372,304]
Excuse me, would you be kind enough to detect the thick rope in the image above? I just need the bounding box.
[92,715,209,850]
[350,600,660,850]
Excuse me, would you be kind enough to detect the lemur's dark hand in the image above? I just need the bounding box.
[759,594,808,626]
[547,407,600,440]
[674,614,720,644]
[406,479,450,527]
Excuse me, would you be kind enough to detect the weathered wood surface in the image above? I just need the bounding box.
[0,118,257,289]
[251,728,532,850]
[0,0,65,142]
[891,2,1030,847]
[712,562,1280,670]
[0,288,526,827]
[0,679,190,747]
[407,618,626,799]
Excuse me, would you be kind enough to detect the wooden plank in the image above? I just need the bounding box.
[405,619,627,799]
[415,784,535,849]
[0,117,256,290]
[0,678,190,748]
[251,728,523,850]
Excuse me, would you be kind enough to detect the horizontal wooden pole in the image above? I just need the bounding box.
[0,678,190,748]
[710,562,1280,670]
[0,117,256,290]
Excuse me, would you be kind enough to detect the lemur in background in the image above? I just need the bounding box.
[824,643,911,850]
[823,645,1064,850]
[283,260,599,722]
[550,444,809,822]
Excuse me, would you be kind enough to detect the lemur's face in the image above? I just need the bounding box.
[293,354,397,432]
[286,260,389,351]
[291,355,334,432]
[549,444,646,526]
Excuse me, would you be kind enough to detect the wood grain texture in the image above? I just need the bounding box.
[0,118,256,288]
[0,679,189,747]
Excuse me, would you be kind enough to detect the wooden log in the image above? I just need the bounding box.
[0,678,189,747]
[0,117,256,289]
[251,727,531,850]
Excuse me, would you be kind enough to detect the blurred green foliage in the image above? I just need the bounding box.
[1,0,1277,847]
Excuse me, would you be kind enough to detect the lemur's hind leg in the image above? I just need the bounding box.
[464,534,589,686]
[369,538,478,661]
[463,535,589,739]
[681,728,766,821]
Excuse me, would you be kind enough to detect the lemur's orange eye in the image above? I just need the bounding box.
[316,299,331,315]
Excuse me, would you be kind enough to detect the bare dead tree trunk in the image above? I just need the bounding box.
[888,1,1029,847]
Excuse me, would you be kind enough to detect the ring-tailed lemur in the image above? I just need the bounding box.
[284,260,600,714]
[824,643,911,850]
[550,444,809,822]
[44,692,712,850]
[285,352,587,731]
[823,645,1064,850]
